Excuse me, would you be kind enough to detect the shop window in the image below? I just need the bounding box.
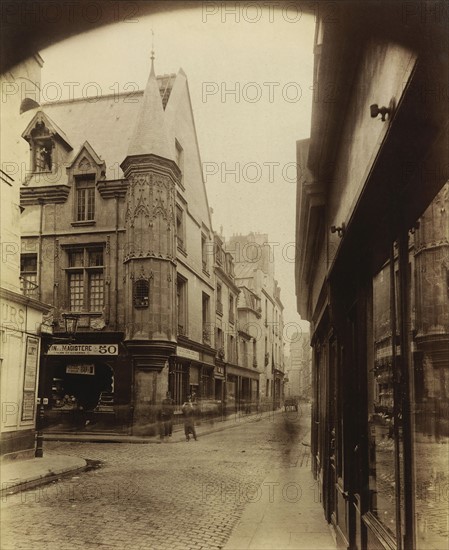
[66,246,104,312]
[177,275,187,336]
[20,253,38,297]
[133,279,149,308]
[368,257,404,540]
[75,177,95,222]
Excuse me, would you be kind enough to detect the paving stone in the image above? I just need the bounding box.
[1,412,327,550]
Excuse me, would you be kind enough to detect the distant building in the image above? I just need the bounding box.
[227,233,285,408]
[285,328,311,400]
[212,233,244,412]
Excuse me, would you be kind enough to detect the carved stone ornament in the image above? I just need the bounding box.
[90,316,106,330]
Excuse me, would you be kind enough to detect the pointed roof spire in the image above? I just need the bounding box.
[125,31,173,160]
[150,28,155,76]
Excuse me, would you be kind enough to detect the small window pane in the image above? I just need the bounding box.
[87,188,95,220]
[77,189,86,221]
[69,250,84,267]
[89,272,104,311]
[88,249,103,267]
[21,254,37,272]
[69,272,84,310]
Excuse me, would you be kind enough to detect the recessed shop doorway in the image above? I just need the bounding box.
[51,362,114,411]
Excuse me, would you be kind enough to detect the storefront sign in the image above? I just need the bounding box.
[66,364,95,375]
[176,346,200,361]
[48,344,118,356]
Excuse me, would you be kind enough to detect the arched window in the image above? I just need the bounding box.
[133,279,149,308]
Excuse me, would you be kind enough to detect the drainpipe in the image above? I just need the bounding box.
[114,194,119,330]
[37,199,44,301]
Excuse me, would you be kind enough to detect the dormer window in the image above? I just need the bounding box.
[30,122,53,173]
[35,140,53,171]
[22,112,73,181]
[75,176,95,222]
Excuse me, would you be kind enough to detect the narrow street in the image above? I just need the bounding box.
[1,410,329,550]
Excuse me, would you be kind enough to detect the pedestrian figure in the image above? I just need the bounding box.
[161,391,175,437]
[182,396,197,441]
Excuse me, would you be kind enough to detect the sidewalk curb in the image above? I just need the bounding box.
[42,410,285,444]
[1,459,91,499]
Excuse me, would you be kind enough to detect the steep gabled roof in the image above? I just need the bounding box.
[22,74,176,180]
[22,110,72,150]
[67,140,105,170]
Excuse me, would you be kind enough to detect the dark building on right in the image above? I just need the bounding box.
[295,6,448,550]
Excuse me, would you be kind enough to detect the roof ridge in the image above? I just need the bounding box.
[41,75,176,108]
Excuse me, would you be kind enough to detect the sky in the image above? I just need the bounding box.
[39,4,314,339]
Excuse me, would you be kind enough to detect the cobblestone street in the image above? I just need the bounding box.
[1,410,318,550]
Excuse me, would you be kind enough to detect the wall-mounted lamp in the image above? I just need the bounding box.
[331,223,346,238]
[62,313,80,340]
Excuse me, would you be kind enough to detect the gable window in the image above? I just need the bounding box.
[75,177,95,222]
[20,253,38,297]
[66,246,104,312]
[133,279,150,308]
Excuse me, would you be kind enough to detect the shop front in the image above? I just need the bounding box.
[226,364,260,414]
[41,340,132,433]
[214,363,225,403]
[169,345,219,418]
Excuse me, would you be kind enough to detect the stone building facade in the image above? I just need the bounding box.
[15,56,227,433]
[1,55,50,458]
[285,328,311,401]
[227,233,285,408]
[295,7,448,550]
